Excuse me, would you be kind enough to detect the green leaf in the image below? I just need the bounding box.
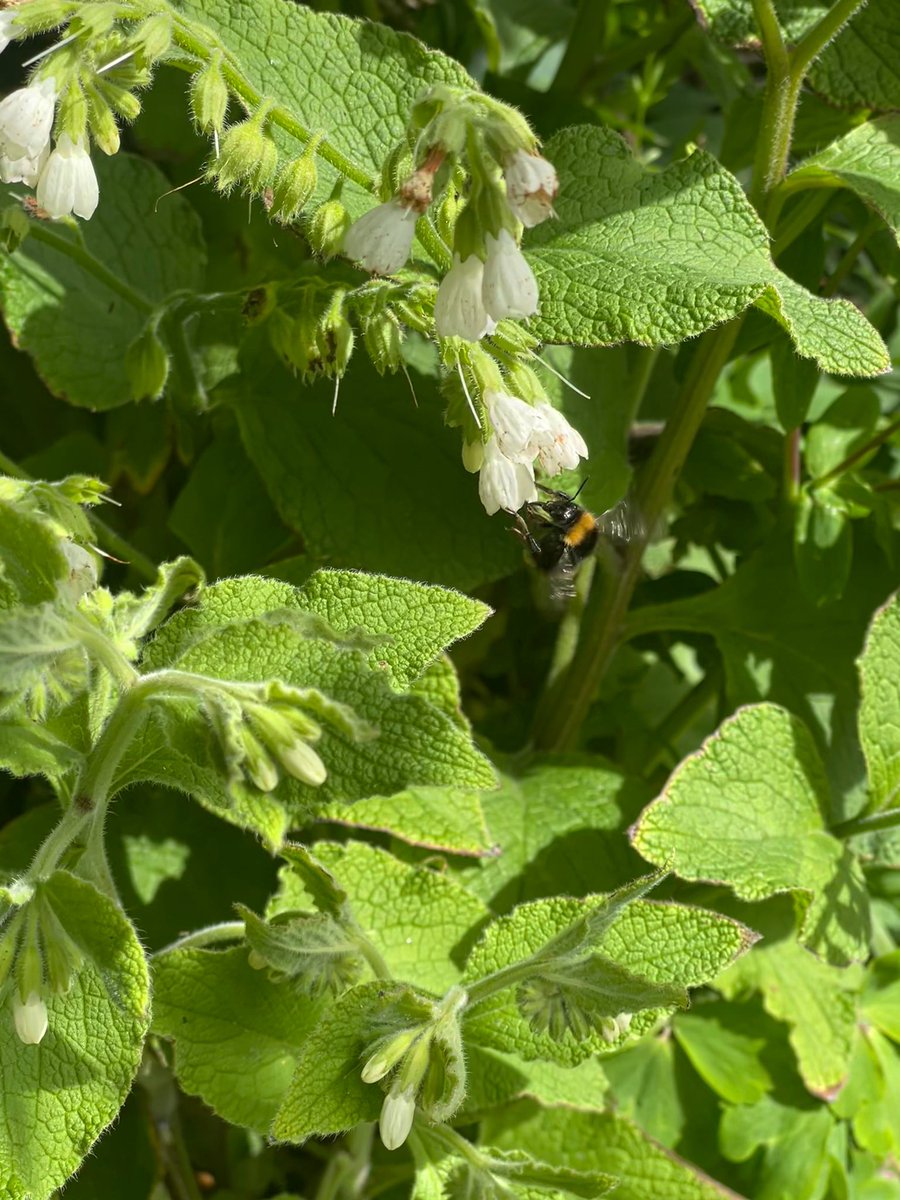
[861,950,900,1041]
[483,1101,743,1200]
[858,594,900,812]
[793,488,852,607]
[526,126,888,376]
[453,761,651,911]
[104,557,205,648]
[0,155,205,410]
[673,1003,773,1105]
[272,840,489,994]
[178,0,474,216]
[235,344,521,591]
[770,333,821,432]
[271,980,414,1142]
[463,896,753,1065]
[0,718,82,781]
[0,501,68,609]
[602,1036,685,1147]
[152,947,326,1133]
[717,929,860,1096]
[463,1045,610,1116]
[632,703,870,963]
[719,1095,834,1200]
[0,871,149,1200]
[789,117,900,245]
[318,785,494,856]
[804,389,880,480]
[683,429,776,502]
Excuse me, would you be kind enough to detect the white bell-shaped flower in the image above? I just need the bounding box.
[478,436,538,515]
[0,143,48,187]
[379,1084,416,1151]
[482,229,539,321]
[36,134,100,220]
[504,148,558,227]
[532,401,589,476]
[13,991,48,1045]
[434,253,494,341]
[0,11,20,57]
[484,388,550,464]
[0,77,56,161]
[343,199,417,275]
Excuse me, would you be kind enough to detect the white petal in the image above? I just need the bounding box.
[13,991,48,1045]
[482,229,539,321]
[485,388,549,464]
[478,438,537,515]
[504,149,558,228]
[434,253,492,341]
[36,134,99,220]
[0,77,56,161]
[0,11,19,56]
[534,402,588,475]
[0,143,47,186]
[343,199,416,275]
[379,1085,416,1151]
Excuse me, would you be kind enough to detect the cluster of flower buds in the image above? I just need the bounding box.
[1,885,84,1046]
[266,281,355,382]
[360,986,468,1151]
[451,349,588,515]
[237,697,329,792]
[0,5,172,221]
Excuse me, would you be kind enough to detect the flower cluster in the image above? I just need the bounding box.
[0,74,99,219]
[469,388,588,515]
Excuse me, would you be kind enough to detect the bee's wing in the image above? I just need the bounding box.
[546,553,579,607]
[598,498,646,545]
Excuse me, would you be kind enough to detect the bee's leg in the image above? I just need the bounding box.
[509,513,542,557]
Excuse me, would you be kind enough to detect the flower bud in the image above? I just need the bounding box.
[462,440,484,473]
[73,2,118,38]
[41,910,83,995]
[378,142,414,202]
[132,14,172,63]
[270,143,319,224]
[13,991,48,1045]
[56,81,88,146]
[241,729,280,794]
[379,1084,416,1151]
[361,1027,421,1084]
[276,738,327,787]
[85,86,120,155]
[209,115,278,193]
[125,325,170,401]
[362,312,403,375]
[191,55,228,134]
[307,197,351,260]
[59,539,98,601]
[94,79,141,123]
[12,0,79,34]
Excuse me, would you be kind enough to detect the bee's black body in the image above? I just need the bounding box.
[512,485,602,603]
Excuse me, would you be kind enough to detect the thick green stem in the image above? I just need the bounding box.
[156,921,246,955]
[534,319,741,752]
[790,0,867,81]
[832,806,900,840]
[811,414,900,490]
[748,0,794,212]
[26,224,154,314]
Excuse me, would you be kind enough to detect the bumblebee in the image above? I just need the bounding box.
[512,483,632,605]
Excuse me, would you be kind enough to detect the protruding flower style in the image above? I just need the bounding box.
[379,1083,416,1151]
[13,990,48,1045]
[343,198,417,275]
[504,149,558,227]
[434,253,495,341]
[36,134,99,220]
[0,77,56,163]
[482,229,539,321]
[484,388,549,464]
[0,11,19,56]
[532,401,589,476]
[478,436,537,516]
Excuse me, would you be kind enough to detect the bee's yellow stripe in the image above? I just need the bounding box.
[564,510,597,549]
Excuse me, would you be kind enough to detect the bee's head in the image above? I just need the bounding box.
[527,482,587,529]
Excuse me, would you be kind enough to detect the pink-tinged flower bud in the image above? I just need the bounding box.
[36,134,100,220]
[504,149,558,227]
[434,254,495,342]
[482,229,539,321]
[13,991,48,1045]
[343,199,417,275]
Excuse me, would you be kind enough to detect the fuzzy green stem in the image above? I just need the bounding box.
[790,0,867,82]
[156,921,246,956]
[810,414,900,490]
[748,0,794,211]
[28,803,90,881]
[26,223,154,314]
[832,806,900,840]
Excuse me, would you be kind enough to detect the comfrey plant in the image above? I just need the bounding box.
[1,0,900,1198]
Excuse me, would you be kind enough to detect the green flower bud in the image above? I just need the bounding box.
[56,81,88,145]
[361,1027,421,1084]
[11,0,76,34]
[94,79,141,123]
[504,361,546,405]
[276,738,327,787]
[270,146,319,224]
[132,14,172,63]
[307,198,350,261]
[39,905,82,995]
[240,728,280,794]
[209,114,278,193]
[316,307,354,377]
[125,325,170,402]
[85,84,120,155]
[462,440,484,472]
[190,54,229,134]
[0,912,24,991]
[362,311,403,375]
[378,142,414,203]
[72,2,118,38]
[17,936,43,1004]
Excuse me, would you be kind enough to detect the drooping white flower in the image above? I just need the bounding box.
[0,11,20,57]
[13,991,48,1045]
[482,229,539,321]
[0,143,48,187]
[434,253,494,341]
[343,198,417,275]
[532,401,589,476]
[36,134,100,219]
[0,76,56,161]
[504,149,558,227]
[59,539,98,601]
[379,1084,416,1151]
[478,436,537,515]
[484,388,550,464]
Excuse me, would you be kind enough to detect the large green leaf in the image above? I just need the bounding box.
[526,126,888,376]
[858,594,900,812]
[0,155,205,410]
